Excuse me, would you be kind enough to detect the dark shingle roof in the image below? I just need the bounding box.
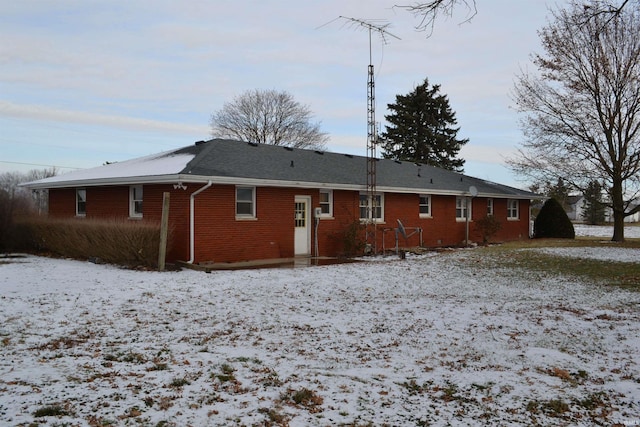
[174,139,536,198]
[24,138,537,199]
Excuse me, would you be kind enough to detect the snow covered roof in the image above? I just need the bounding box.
[24,138,538,199]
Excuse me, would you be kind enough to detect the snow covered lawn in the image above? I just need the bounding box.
[1,245,639,426]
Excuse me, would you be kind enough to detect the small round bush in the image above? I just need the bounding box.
[534,198,575,239]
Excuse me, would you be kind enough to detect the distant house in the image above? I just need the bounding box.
[566,195,585,221]
[25,139,537,264]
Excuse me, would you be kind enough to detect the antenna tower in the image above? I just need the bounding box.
[336,16,399,254]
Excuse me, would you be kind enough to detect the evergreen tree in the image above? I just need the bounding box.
[545,178,571,211]
[534,198,575,239]
[380,78,468,172]
[581,180,606,225]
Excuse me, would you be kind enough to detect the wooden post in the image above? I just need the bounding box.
[158,192,170,271]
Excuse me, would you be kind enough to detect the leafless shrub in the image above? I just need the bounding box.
[22,217,167,268]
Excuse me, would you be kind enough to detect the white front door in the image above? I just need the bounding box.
[294,196,311,256]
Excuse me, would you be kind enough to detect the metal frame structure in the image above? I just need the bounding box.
[334,16,399,254]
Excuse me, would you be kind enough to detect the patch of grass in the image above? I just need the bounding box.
[169,377,190,388]
[471,239,640,289]
[281,387,324,413]
[104,351,146,364]
[398,379,430,395]
[526,398,569,417]
[258,406,290,424]
[213,363,236,383]
[33,404,69,417]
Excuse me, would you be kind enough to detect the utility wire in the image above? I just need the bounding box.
[0,160,83,170]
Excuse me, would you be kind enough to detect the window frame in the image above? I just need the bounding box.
[359,192,384,222]
[507,199,520,220]
[487,198,494,216]
[76,188,86,217]
[419,194,432,218]
[456,196,471,221]
[319,189,333,218]
[236,186,256,219]
[129,185,143,218]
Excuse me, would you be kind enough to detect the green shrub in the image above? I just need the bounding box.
[534,198,575,239]
[18,217,167,268]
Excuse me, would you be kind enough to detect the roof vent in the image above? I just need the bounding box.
[344,154,353,158]
[394,160,402,164]
[315,150,324,155]
[248,142,259,147]
[283,146,294,151]
[194,140,206,146]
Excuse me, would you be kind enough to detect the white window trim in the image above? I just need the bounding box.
[319,189,333,218]
[456,196,472,222]
[487,198,494,216]
[129,185,143,218]
[236,186,256,219]
[76,188,86,217]
[507,199,520,220]
[419,194,432,218]
[359,192,385,223]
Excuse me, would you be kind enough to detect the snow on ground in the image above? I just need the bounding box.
[574,223,640,239]
[533,246,640,263]
[1,250,639,426]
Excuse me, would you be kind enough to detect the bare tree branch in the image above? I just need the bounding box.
[394,0,477,36]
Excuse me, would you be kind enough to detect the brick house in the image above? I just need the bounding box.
[25,138,537,264]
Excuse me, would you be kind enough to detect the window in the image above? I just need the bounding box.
[456,196,471,221]
[236,186,255,218]
[359,193,383,221]
[129,185,143,218]
[419,194,431,217]
[319,189,333,217]
[487,198,494,216]
[507,199,519,220]
[76,189,86,217]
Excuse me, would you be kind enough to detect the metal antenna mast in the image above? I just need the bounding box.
[337,16,400,254]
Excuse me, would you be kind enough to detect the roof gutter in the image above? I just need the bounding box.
[188,180,213,264]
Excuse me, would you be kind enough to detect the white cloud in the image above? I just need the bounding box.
[0,101,209,135]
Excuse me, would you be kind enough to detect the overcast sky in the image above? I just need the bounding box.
[0,0,555,188]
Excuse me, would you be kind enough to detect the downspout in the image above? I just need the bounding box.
[188,181,213,264]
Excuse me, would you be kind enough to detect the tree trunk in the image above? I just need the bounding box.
[610,179,625,242]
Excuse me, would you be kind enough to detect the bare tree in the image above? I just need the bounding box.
[394,0,637,35]
[510,1,640,242]
[0,168,56,251]
[210,89,329,150]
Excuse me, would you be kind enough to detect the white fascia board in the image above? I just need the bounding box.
[22,174,186,189]
[23,173,536,200]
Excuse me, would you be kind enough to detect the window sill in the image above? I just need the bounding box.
[419,214,432,219]
[236,216,258,221]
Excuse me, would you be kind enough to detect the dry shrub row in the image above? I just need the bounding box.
[19,218,164,268]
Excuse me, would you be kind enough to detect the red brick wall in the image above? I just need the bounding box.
[48,185,531,263]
